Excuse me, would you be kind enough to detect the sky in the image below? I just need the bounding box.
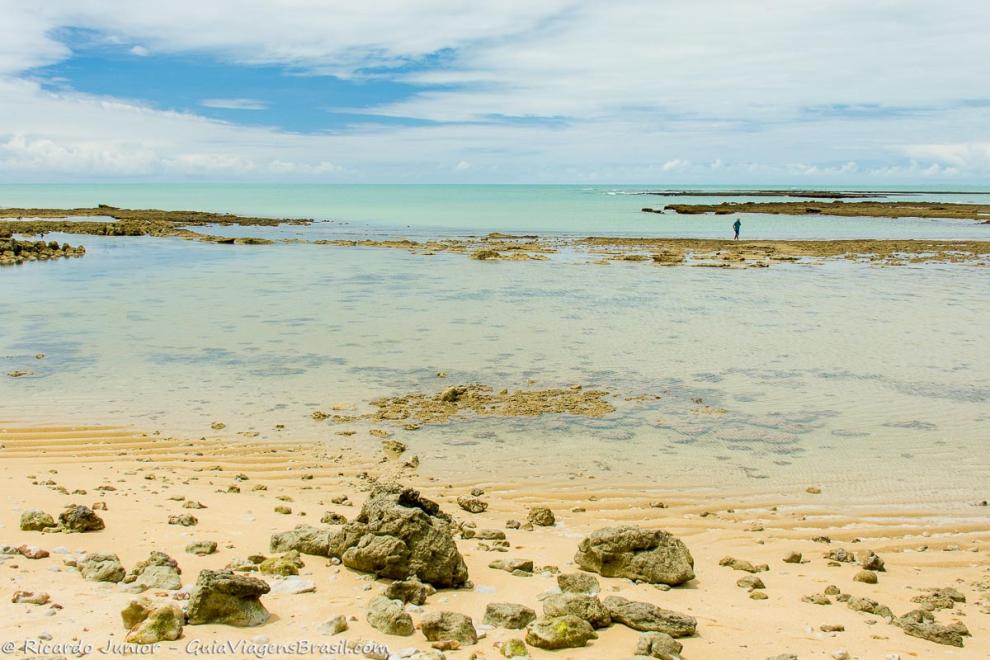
[0,0,988,184]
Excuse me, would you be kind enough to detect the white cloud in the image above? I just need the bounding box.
[200,98,267,110]
[0,0,987,181]
[129,45,149,56]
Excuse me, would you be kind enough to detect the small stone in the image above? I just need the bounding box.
[420,611,478,645]
[527,507,555,526]
[854,570,878,584]
[489,558,533,576]
[719,556,768,573]
[168,514,198,526]
[737,574,765,590]
[384,577,436,605]
[634,631,683,659]
[557,572,600,595]
[457,496,488,514]
[524,615,597,650]
[321,512,347,525]
[58,504,105,532]
[806,486,822,494]
[782,551,802,564]
[319,615,348,635]
[20,509,57,531]
[186,541,218,556]
[484,602,537,629]
[366,596,414,636]
[274,505,292,515]
[500,638,529,658]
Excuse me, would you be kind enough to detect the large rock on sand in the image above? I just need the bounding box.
[186,570,270,627]
[525,615,598,650]
[603,596,697,637]
[272,484,468,588]
[20,510,57,531]
[76,552,126,582]
[420,611,478,645]
[123,551,182,591]
[58,504,105,533]
[574,526,694,585]
[124,603,184,644]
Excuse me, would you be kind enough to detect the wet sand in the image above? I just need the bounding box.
[2,422,987,659]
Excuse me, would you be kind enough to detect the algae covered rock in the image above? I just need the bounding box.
[125,603,184,644]
[484,602,537,629]
[59,504,105,532]
[123,551,182,591]
[20,509,57,531]
[186,569,270,627]
[76,552,126,582]
[525,615,597,650]
[420,610,478,645]
[366,596,413,636]
[575,526,694,585]
[542,593,612,628]
[603,596,697,637]
[259,551,304,576]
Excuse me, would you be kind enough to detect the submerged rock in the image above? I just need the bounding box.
[574,526,694,585]
[186,570,270,627]
[603,596,696,637]
[525,615,598,650]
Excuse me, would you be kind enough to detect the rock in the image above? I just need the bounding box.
[20,509,57,531]
[168,514,198,527]
[123,551,182,590]
[824,585,841,596]
[58,504,104,532]
[186,569,271,627]
[858,551,885,572]
[457,496,488,514]
[12,590,49,605]
[912,587,966,610]
[783,551,802,564]
[341,485,469,588]
[122,599,154,629]
[603,596,696,637]
[542,593,611,628]
[17,545,49,559]
[737,574,765,590]
[183,500,207,509]
[806,486,822,494]
[558,572,600,595]
[125,604,184,644]
[259,551,304,577]
[854,570,878,584]
[439,386,466,402]
[270,524,348,557]
[574,526,694,586]
[268,576,316,594]
[825,548,855,563]
[527,507,555,526]
[274,505,292,515]
[821,624,845,632]
[525,615,598,650]
[500,638,529,658]
[384,577,436,605]
[847,596,894,620]
[76,552,126,582]
[489,558,534,576]
[803,593,831,605]
[321,512,348,525]
[475,529,506,540]
[897,618,966,647]
[366,596,413,636]
[634,631,683,659]
[186,541,218,556]
[420,611,478,645]
[484,602,537,629]
[750,591,769,600]
[719,556,768,573]
[319,615,348,635]
[506,520,521,529]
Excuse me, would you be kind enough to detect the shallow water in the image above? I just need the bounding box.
[3,215,989,505]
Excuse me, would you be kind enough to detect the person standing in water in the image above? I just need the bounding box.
[732,218,742,240]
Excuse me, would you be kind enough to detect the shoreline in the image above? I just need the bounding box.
[2,421,987,658]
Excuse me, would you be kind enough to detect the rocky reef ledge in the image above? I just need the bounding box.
[0,237,86,266]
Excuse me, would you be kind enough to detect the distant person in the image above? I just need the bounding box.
[732,218,741,240]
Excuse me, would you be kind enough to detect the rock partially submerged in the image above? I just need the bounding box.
[186,570,270,627]
[574,526,694,585]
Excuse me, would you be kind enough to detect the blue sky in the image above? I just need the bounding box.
[0,1,987,182]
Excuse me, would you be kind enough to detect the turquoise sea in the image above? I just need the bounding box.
[2,185,989,505]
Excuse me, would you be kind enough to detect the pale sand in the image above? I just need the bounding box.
[1,423,988,659]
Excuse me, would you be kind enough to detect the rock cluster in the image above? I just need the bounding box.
[0,238,85,266]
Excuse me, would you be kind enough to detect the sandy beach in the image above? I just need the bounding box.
[2,420,987,659]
